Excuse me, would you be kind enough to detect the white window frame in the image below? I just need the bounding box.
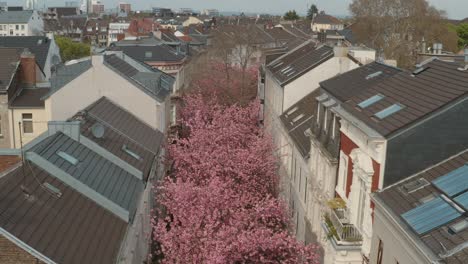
[22,113,33,134]
[324,108,328,132]
[336,151,349,199]
[332,115,336,139]
[316,104,320,124]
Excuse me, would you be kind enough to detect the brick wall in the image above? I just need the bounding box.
[0,235,44,264]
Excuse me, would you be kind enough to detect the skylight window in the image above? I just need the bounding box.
[286,106,299,116]
[366,71,383,80]
[57,151,79,166]
[412,67,429,75]
[122,145,142,161]
[358,94,384,109]
[273,61,284,68]
[280,66,292,73]
[292,114,305,123]
[375,103,405,119]
[42,182,62,198]
[286,71,296,77]
[145,51,153,58]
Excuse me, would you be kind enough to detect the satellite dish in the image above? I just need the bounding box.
[91,123,105,139]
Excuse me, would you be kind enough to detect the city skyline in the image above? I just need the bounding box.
[3,0,468,19]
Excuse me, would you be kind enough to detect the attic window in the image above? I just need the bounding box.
[42,182,62,198]
[366,71,383,80]
[412,67,429,75]
[272,61,284,68]
[292,114,305,123]
[375,103,405,119]
[358,94,384,109]
[122,145,142,161]
[57,151,79,166]
[400,178,429,194]
[145,51,153,58]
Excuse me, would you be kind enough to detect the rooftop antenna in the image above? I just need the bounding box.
[91,123,105,138]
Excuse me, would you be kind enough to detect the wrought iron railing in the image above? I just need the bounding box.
[326,208,363,244]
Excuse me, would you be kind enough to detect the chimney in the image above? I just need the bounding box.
[333,44,348,57]
[433,43,443,55]
[20,49,36,87]
[421,37,426,54]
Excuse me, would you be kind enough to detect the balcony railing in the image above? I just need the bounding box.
[324,208,363,245]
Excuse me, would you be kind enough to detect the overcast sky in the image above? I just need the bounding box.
[6,0,468,19]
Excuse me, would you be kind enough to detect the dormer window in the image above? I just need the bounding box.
[375,103,405,119]
[358,94,384,109]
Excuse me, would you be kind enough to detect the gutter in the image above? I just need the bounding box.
[0,227,57,264]
[371,193,441,263]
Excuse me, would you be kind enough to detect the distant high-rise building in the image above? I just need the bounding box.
[92,3,104,14]
[202,9,220,17]
[119,2,131,14]
[177,8,194,15]
[25,0,37,10]
[152,7,173,17]
[0,2,7,11]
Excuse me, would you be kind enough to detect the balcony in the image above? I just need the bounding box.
[323,207,362,247]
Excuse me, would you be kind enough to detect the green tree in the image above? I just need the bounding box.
[455,23,468,48]
[55,37,91,62]
[307,4,318,20]
[283,10,299,21]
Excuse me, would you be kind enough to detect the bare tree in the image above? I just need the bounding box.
[349,0,458,68]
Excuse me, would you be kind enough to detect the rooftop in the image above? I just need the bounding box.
[267,42,334,86]
[0,48,21,91]
[113,45,185,63]
[313,13,343,25]
[320,61,402,102]
[0,36,56,70]
[377,150,468,264]
[11,88,49,108]
[0,10,34,24]
[280,91,320,157]
[341,59,468,137]
[0,163,127,264]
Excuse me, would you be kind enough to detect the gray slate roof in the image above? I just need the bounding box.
[0,164,127,264]
[0,36,54,70]
[0,10,33,23]
[377,150,468,264]
[320,62,402,102]
[0,48,20,91]
[267,42,333,86]
[48,59,92,97]
[85,97,164,154]
[114,45,185,63]
[103,53,173,102]
[30,132,144,220]
[342,59,468,137]
[280,90,321,157]
[74,97,164,180]
[11,88,49,108]
[313,13,343,25]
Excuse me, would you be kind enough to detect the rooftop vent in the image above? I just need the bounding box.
[122,145,142,161]
[358,94,384,109]
[57,151,79,166]
[366,71,383,80]
[401,178,429,194]
[375,103,405,119]
[448,219,468,235]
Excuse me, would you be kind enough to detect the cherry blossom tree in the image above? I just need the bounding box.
[152,67,319,263]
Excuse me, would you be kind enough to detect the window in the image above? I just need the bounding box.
[0,116,2,136]
[304,177,308,203]
[377,239,384,264]
[145,51,153,58]
[122,145,142,161]
[358,94,384,108]
[22,113,33,134]
[316,104,321,124]
[21,25,25,30]
[375,104,405,119]
[15,25,19,30]
[331,115,337,139]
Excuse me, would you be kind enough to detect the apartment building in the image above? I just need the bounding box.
[0,10,43,36]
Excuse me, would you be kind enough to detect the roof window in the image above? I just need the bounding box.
[358,94,384,109]
[375,103,405,119]
[122,145,142,161]
[366,71,383,80]
[448,219,468,235]
[57,151,79,166]
[145,51,153,58]
[412,66,429,76]
[42,182,62,198]
[292,114,305,123]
